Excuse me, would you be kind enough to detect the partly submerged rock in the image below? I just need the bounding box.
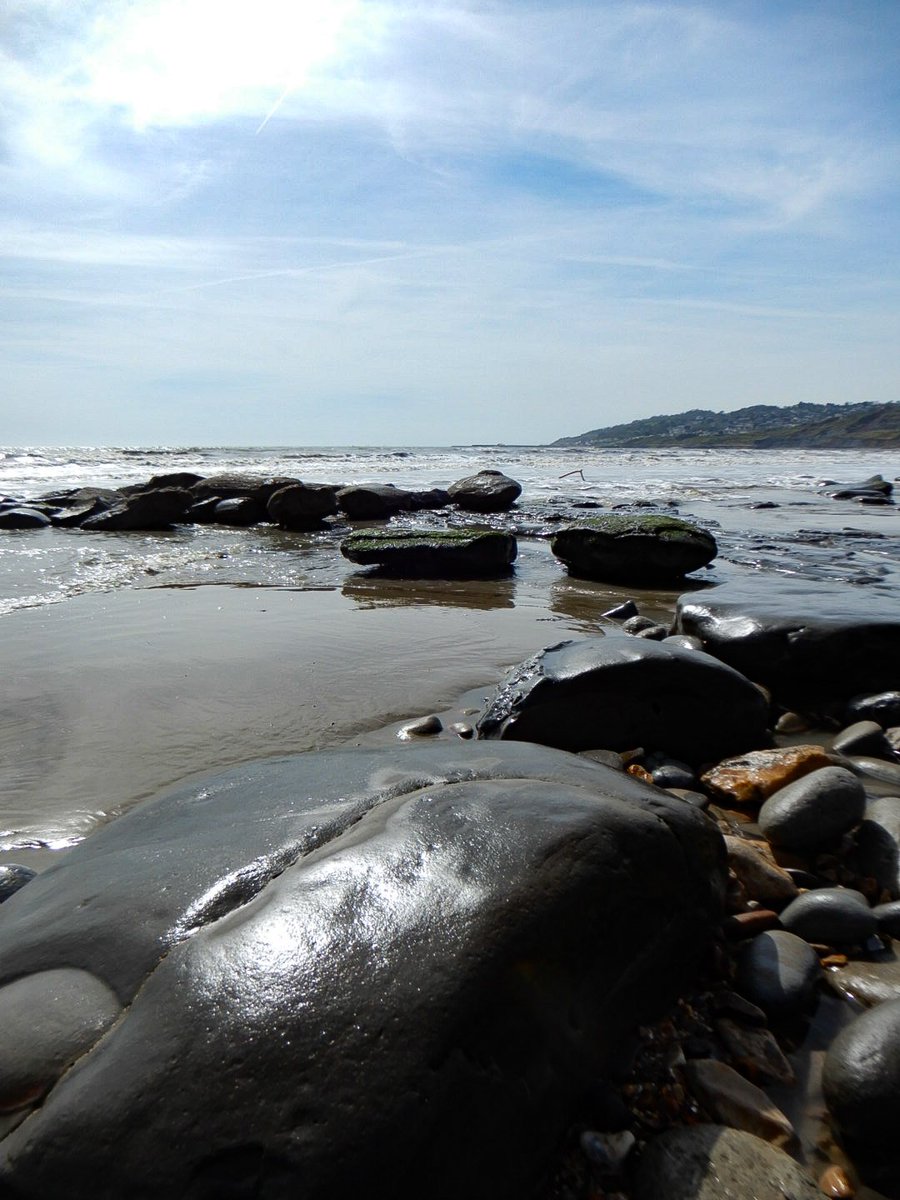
[551,514,716,583]
[267,483,338,529]
[80,488,193,532]
[189,474,299,505]
[0,507,51,529]
[447,470,521,512]
[336,483,414,519]
[475,635,769,765]
[340,528,517,577]
[0,741,723,1199]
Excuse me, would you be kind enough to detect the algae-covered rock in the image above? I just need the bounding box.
[341,528,517,577]
[551,515,716,582]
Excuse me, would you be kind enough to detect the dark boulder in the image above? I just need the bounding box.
[190,475,299,505]
[80,488,193,532]
[676,577,900,706]
[340,528,517,577]
[122,472,204,494]
[0,742,723,1200]
[37,487,123,510]
[447,470,522,512]
[406,487,452,511]
[475,634,769,765]
[211,497,268,526]
[846,690,900,729]
[0,864,36,902]
[267,484,338,529]
[551,515,716,583]
[0,508,51,529]
[50,498,112,528]
[336,484,413,519]
[819,474,893,501]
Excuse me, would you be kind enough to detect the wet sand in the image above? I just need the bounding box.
[0,545,684,859]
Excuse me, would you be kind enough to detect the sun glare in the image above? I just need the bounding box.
[81,0,361,128]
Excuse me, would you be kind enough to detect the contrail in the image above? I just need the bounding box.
[256,82,296,135]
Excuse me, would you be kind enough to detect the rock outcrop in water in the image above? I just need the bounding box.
[0,742,722,1200]
[550,514,717,583]
[340,527,517,576]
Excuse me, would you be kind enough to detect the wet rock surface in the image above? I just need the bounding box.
[447,470,522,512]
[0,742,723,1199]
[677,576,900,706]
[734,931,821,1020]
[758,766,866,851]
[475,635,769,765]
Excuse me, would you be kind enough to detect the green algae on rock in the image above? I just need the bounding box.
[550,514,716,582]
[340,527,517,577]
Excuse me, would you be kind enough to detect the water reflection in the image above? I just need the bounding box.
[342,573,516,611]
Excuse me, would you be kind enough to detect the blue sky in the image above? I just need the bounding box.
[2,0,898,445]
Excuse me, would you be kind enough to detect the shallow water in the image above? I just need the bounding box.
[0,445,897,854]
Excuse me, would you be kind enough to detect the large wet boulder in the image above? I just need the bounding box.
[551,514,716,583]
[0,742,723,1200]
[340,528,517,577]
[676,577,900,706]
[475,635,769,764]
[447,470,522,512]
[267,484,338,529]
[336,483,414,518]
[189,474,299,506]
[80,488,193,531]
[819,473,894,502]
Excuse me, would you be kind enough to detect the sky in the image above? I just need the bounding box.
[2,0,899,446]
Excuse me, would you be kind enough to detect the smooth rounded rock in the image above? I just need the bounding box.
[340,528,517,578]
[336,484,413,519]
[823,997,900,1147]
[778,888,876,946]
[853,795,900,897]
[758,766,865,850]
[701,745,832,807]
[832,720,891,758]
[447,470,521,512]
[634,1125,820,1200]
[81,488,193,532]
[846,690,900,729]
[267,483,338,529]
[475,634,770,765]
[735,930,821,1019]
[874,899,900,937]
[724,838,798,909]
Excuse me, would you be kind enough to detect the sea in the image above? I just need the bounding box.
[1,444,898,857]
[1,444,899,615]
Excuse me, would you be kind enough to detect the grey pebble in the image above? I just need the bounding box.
[758,766,865,850]
[778,888,876,946]
[735,930,821,1020]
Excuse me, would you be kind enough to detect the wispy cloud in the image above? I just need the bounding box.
[1,1,898,443]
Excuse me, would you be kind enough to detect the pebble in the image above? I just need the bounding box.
[778,889,876,946]
[397,714,442,738]
[602,600,639,620]
[825,944,900,1007]
[724,837,799,908]
[842,755,900,787]
[723,910,781,940]
[622,615,659,634]
[817,1164,854,1198]
[701,746,834,807]
[734,930,821,1021]
[831,720,890,759]
[714,1017,796,1086]
[633,624,669,640]
[758,766,866,851]
[662,634,704,651]
[852,795,900,898]
[775,711,813,734]
[683,1058,796,1147]
[578,1129,635,1174]
[0,864,37,903]
[449,722,474,739]
[646,753,696,790]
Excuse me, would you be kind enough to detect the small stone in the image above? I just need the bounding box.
[701,746,834,807]
[715,1018,796,1086]
[874,899,900,937]
[778,889,876,947]
[449,722,474,739]
[683,1059,796,1147]
[723,910,781,940]
[823,996,900,1148]
[758,766,866,851]
[397,715,443,739]
[775,712,813,734]
[845,690,900,729]
[843,756,900,788]
[622,615,658,634]
[634,624,669,640]
[724,837,799,908]
[602,601,639,620]
[734,930,821,1021]
[579,1129,635,1174]
[832,721,890,759]
[626,764,654,784]
[662,634,704,651]
[817,1163,854,1198]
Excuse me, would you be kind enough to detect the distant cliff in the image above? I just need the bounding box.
[552,401,900,448]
